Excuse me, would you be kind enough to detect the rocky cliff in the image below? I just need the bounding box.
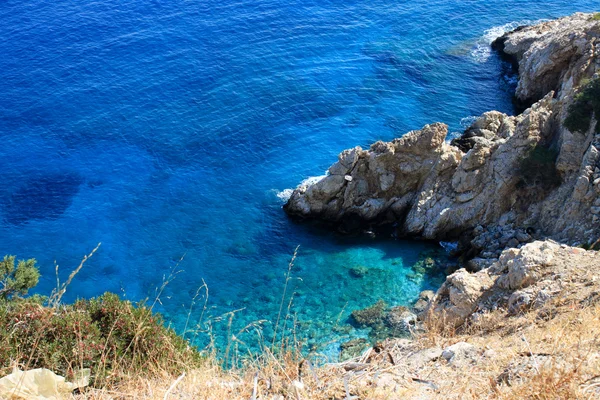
[284,13,600,261]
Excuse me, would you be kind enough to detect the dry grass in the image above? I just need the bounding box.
[66,298,600,399]
[3,245,600,399]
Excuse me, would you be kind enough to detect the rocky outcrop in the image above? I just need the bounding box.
[285,13,600,256]
[493,13,599,107]
[425,240,600,328]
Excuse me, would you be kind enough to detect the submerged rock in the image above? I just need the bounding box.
[350,300,387,328]
[348,265,369,278]
[385,306,417,332]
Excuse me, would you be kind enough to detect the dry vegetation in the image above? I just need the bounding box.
[69,295,600,399]
[2,245,600,399]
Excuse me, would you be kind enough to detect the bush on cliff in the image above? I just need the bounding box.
[518,145,561,190]
[0,256,203,387]
[0,256,40,300]
[564,77,600,134]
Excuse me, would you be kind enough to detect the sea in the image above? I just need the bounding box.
[0,0,596,358]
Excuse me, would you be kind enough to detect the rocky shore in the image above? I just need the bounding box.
[279,14,600,397]
[285,12,600,265]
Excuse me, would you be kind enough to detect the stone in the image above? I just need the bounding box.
[349,266,368,278]
[507,238,520,248]
[465,257,495,272]
[508,290,533,314]
[351,300,387,328]
[414,290,435,314]
[496,241,560,290]
[0,368,89,399]
[516,231,532,242]
[406,347,443,369]
[340,338,369,361]
[497,354,557,386]
[385,306,417,331]
[427,269,494,327]
[483,349,497,358]
[442,342,479,366]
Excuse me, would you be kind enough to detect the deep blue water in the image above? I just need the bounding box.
[1,0,596,356]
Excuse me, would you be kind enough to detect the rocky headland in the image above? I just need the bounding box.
[285,13,600,265]
[278,13,600,397]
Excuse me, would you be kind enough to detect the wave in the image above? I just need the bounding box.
[460,115,479,129]
[470,20,545,63]
[275,173,328,202]
[300,174,328,187]
[275,188,293,202]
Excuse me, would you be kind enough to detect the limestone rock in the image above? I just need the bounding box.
[286,13,600,252]
[427,268,494,327]
[494,13,600,105]
[385,306,417,331]
[442,342,479,366]
[494,240,560,290]
[407,347,443,369]
[427,241,600,327]
[413,290,435,314]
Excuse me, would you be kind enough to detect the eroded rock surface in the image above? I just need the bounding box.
[426,241,600,328]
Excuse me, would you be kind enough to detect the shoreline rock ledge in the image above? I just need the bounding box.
[284,13,600,259]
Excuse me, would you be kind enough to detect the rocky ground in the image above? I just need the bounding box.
[75,241,600,399]
[329,241,600,399]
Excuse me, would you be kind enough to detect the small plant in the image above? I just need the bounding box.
[0,250,204,387]
[0,292,204,384]
[564,77,600,134]
[592,13,600,21]
[0,255,40,299]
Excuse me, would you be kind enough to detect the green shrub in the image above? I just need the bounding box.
[564,77,600,134]
[592,13,600,21]
[0,256,40,299]
[0,254,203,385]
[0,293,203,383]
[518,145,561,189]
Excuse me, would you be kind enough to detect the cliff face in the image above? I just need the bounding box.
[285,13,600,258]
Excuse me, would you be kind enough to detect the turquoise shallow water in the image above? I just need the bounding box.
[0,0,597,356]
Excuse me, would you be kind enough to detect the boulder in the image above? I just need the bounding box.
[385,306,417,331]
[442,342,479,366]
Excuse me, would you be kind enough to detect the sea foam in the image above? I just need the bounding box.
[470,20,545,63]
[276,174,327,202]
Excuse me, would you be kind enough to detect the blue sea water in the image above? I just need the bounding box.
[0,0,596,356]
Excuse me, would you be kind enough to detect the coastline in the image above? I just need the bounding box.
[2,11,600,399]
